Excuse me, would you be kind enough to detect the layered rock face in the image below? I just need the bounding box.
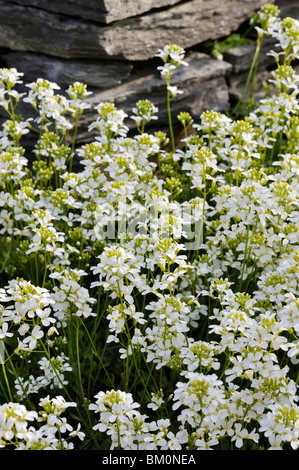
[0,0,296,142]
[0,0,270,60]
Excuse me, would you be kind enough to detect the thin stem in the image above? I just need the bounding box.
[233,33,264,115]
[124,317,152,402]
[69,112,80,173]
[167,87,175,153]
[238,223,251,292]
[77,316,115,388]
[1,360,13,402]
[3,345,35,408]
[250,36,263,97]
[75,320,83,397]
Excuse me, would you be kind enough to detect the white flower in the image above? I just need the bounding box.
[69,423,85,441]
[156,44,188,67]
[167,85,184,97]
[23,325,44,350]
[231,423,259,448]
[0,322,13,339]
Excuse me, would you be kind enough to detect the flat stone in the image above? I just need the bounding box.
[0,0,271,61]
[2,52,133,88]
[228,67,272,103]
[76,52,233,141]
[279,2,299,18]
[223,37,277,74]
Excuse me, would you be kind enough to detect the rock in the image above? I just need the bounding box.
[228,67,272,104]
[9,0,182,23]
[101,0,272,61]
[0,0,272,61]
[2,52,133,88]
[277,1,299,17]
[76,52,233,142]
[278,2,299,19]
[0,0,276,150]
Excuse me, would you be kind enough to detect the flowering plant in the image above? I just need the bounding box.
[0,4,299,450]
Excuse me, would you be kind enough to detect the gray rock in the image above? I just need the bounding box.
[2,52,133,88]
[0,0,271,61]
[9,0,182,23]
[228,67,272,104]
[101,0,271,61]
[279,2,299,18]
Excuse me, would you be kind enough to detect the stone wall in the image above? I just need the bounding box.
[0,0,298,143]
[0,0,271,60]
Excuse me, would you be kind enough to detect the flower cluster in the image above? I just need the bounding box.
[1,279,56,352]
[0,396,83,449]
[89,389,188,450]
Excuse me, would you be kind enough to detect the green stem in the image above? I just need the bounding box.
[238,223,251,292]
[1,360,13,402]
[167,87,175,153]
[233,33,263,115]
[124,317,152,402]
[42,252,48,288]
[3,344,35,408]
[250,37,263,98]
[75,320,84,398]
[69,113,80,173]
[77,316,115,388]
[192,179,207,261]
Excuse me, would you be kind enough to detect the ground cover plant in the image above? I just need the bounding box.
[0,4,299,450]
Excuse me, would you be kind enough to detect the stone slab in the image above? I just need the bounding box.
[2,52,133,88]
[9,0,182,23]
[223,37,277,74]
